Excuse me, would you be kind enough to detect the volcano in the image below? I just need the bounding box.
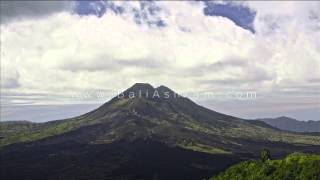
[1,83,320,180]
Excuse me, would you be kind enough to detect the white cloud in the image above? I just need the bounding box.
[244,1,320,86]
[1,1,319,120]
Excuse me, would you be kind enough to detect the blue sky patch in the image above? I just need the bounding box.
[74,1,255,32]
[74,0,165,28]
[203,2,256,33]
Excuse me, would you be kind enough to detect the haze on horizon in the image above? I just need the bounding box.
[1,1,319,122]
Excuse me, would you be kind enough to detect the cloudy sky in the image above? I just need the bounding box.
[1,1,319,122]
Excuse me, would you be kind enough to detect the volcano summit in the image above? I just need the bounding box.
[117,83,181,100]
[1,83,320,180]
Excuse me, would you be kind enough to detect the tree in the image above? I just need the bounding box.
[261,149,271,162]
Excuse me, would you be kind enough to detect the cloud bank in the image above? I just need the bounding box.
[1,1,319,120]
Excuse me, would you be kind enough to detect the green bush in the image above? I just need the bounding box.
[210,152,320,180]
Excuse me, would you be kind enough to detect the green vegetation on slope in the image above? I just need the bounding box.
[210,152,320,180]
[0,119,79,147]
[0,114,104,147]
[178,141,231,154]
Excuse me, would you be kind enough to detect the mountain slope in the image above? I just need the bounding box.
[1,83,320,148]
[1,83,320,180]
[210,152,320,180]
[257,116,320,132]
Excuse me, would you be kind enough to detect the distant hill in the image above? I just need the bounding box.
[256,116,320,132]
[210,152,320,180]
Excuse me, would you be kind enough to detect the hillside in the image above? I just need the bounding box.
[210,152,320,180]
[1,83,320,180]
[257,116,320,132]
